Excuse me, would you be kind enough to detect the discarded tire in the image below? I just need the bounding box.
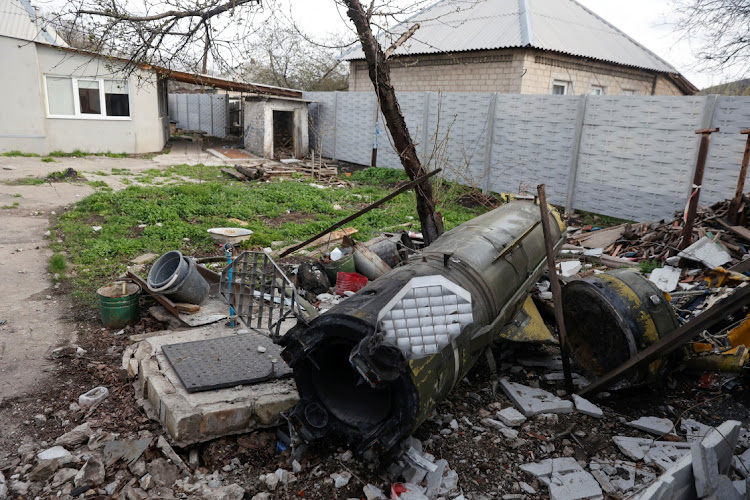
[562,269,681,385]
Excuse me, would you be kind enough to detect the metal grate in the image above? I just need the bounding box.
[220,251,305,338]
[162,333,292,393]
[377,275,474,358]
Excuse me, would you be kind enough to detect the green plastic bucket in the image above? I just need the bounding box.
[321,253,356,285]
[97,282,141,329]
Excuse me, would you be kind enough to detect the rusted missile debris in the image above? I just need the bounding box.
[280,200,567,457]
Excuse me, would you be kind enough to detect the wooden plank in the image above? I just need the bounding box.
[221,168,246,181]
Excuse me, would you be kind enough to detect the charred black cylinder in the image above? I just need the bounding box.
[281,201,565,457]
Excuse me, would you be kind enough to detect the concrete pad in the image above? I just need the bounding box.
[627,416,675,436]
[572,394,603,419]
[130,324,299,446]
[499,378,574,417]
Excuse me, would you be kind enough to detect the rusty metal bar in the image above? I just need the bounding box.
[279,169,442,257]
[727,129,750,225]
[679,128,719,250]
[537,185,574,394]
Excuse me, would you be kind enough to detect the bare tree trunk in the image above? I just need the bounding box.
[342,0,444,245]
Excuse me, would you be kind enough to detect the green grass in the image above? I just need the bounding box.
[49,253,67,274]
[638,259,661,275]
[1,150,40,157]
[575,209,633,228]
[111,168,133,176]
[1,201,19,209]
[87,180,109,189]
[52,166,485,306]
[41,157,56,163]
[92,170,110,176]
[48,150,129,158]
[5,177,46,186]
[12,193,21,198]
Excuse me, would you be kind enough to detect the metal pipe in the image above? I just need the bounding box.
[280,201,565,457]
[680,128,719,250]
[727,129,750,225]
[538,184,574,394]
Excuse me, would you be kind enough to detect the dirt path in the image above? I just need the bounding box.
[0,155,194,405]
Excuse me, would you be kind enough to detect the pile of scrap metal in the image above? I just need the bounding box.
[219,198,750,460]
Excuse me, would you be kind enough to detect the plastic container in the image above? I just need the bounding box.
[147,251,209,305]
[147,251,188,292]
[96,282,140,328]
[335,272,368,296]
[79,386,109,408]
[321,253,355,285]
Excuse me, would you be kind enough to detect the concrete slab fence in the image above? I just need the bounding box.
[304,91,750,222]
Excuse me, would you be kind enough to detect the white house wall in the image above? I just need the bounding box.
[0,38,167,155]
[0,36,47,152]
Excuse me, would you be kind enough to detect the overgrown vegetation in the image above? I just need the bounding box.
[1,151,40,157]
[638,259,661,275]
[51,166,485,306]
[49,253,67,274]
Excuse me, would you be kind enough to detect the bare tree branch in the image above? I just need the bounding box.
[384,23,419,59]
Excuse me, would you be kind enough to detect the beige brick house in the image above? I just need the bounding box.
[343,0,696,96]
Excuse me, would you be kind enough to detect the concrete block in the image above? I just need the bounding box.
[572,394,603,419]
[612,436,692,471]
[708,475,742,500]
[499,378,573,417]
[681,418,713,443]
[521,458,602,500]
[691,443,719,497]
[627,416,675,436]
[733,448,750,478]
[135,324,299,446]
[496,407,526,427]
[589,460,635,493]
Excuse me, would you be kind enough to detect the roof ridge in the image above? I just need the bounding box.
[556,0,677,73]
[518,0,532,46]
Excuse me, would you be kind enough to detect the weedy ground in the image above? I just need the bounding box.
[49,165,487,308]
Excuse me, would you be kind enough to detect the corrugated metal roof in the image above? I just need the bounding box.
[341,0,678,74]
[0,0,67,46]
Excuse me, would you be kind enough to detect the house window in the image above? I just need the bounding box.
[552,81,569,95]
[622,89,636,96]
[44,76,131,119]
[589,85,605,95]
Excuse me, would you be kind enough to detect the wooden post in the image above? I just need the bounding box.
[537,184,574,394]
[680,128,719,250]
[727,130,750,225]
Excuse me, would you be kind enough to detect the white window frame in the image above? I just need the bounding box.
[622,89,636,96]
[589,85,605,95]
[551,80,569,95]
[44,75,132,121]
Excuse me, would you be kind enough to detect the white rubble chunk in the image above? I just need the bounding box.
[572,394,603,419]
[732,447,750,478]
[481,418,519,439]
[636,420,741,500]
[521,458,602,500]
[712,475,742,500]
[559,260,582,277]
[363,483,386,500]
[589,460,636,493]
[37,446,72,464]
[519,481,536,494]
[627,416,675,436]
[692,442,719,497]
[681,418,713,443]
[649,266,682,292]
[496,407,526,427]
[499,378,574,417]
[678,237,732,268]
[612,436,692,471]
[732,478,747,496]
[331,471,352,488]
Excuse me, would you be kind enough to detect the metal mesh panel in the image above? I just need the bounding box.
[377,276,473,359]
[220,252,304,338]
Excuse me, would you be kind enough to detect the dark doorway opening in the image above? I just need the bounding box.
[273,110,295,160]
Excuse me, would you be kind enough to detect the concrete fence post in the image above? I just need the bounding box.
[332,92,339,161]
[565,94,588,215]
[482,93,498,195]
[421,92,431,163]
